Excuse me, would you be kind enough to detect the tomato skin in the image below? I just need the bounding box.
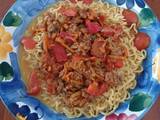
[122,9,139,26]
[21,37,37,50]
[134,32,150,51]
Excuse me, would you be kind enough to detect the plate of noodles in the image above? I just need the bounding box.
[0,0,160,120]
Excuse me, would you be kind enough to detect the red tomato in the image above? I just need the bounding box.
[114,59,124,68]
[85,20,102,34]
[28,71,39,88]
[86,82,99,96]
[101,26,115,37]
[83,0,93,4]
[28,86,41,96]
[21,37,37,50]
[122,9,138,26]
[51,43,68,63]
[28,71,41,95]
[60,32,74,45]
[134,32,150,51]
[99,15,105,23]
[72,55,83,62]
[61,8,77,17]
[105,57,124,70]
[86,82,108,96]
[98,15,106,25]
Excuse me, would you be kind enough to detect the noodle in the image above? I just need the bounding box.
[20,0,146,118]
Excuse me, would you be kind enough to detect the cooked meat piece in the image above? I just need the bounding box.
[91,39,107,58]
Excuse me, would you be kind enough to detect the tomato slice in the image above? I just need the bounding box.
[61,8,77,17]
[83,0,93,4]
[105,57,124,71]
[134,32,150,51]
[72,55,83,62]
[101,26,115,37]
[28,71,41,96]
[86,82,108,96]
[51,43,68,63]
[86,82,99,96]
[99,15,106,23]
[122,9,139,26]
[21,37,37,50]
[28,86,41,96]
[60,32,74,45]
[85,20,102,34]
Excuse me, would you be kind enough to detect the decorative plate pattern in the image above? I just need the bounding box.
[0,0,160,120]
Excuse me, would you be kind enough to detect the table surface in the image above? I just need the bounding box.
[0,0,160,120]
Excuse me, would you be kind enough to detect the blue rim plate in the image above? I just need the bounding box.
[0,0,160,120]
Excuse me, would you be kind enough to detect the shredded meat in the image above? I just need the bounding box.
[30,4,128,108]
